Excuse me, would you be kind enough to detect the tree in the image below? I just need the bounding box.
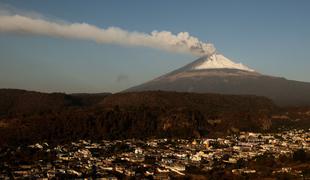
[293,149,308,162]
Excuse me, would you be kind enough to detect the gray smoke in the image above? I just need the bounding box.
[0,14,216,56]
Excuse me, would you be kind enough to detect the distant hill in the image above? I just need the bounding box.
[0,89,111,118]
[0,89,79,117]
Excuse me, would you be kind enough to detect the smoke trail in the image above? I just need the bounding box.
[0,14,216,56]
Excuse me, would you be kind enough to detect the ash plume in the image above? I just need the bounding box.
[0,14,216,56]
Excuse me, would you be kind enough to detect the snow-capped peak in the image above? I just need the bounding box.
[194,53,255,72]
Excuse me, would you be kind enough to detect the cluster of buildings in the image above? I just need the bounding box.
[0,129,309,179]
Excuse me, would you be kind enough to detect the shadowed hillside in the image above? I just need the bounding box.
[0,89,79,118]
[0,89,279,147]
[0,89,110,118]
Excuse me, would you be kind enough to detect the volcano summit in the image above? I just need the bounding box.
[193,53,255,72]
[126,53,310,106]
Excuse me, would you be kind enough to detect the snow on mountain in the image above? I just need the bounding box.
[194,53,255,72]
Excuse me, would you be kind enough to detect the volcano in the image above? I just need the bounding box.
[126,53,310,106]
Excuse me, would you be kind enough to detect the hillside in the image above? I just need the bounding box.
[0,89,277,146]
[0,89,111,118]
[0,89,79,117]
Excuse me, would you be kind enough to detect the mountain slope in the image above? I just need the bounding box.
[126,54,310,106]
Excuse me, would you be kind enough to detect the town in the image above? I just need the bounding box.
[0,129,309,179]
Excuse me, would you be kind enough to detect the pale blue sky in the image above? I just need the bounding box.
[0,0,309,93]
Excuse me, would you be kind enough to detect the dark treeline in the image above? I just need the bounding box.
[0,89,291,147]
